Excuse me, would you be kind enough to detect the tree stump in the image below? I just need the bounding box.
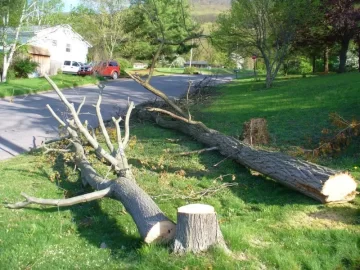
[241,118,270,145]
[173,204,227,254]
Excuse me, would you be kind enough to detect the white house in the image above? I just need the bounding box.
[27,24,92,75]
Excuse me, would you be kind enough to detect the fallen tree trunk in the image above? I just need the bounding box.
[139,109,357,204]
[74,144,176,244]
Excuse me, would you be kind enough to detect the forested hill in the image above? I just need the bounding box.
[189,0,231,23]
[190,0,231,5]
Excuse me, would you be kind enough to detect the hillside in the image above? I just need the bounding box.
[189,0,231,23]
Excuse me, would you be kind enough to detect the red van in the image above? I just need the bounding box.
[93,61,120,79]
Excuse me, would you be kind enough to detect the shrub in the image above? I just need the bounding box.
[13,58,38,78]
[6,69,16,81]
[285,57,312,75]
[183,67,198,74]
[116,58,132,75]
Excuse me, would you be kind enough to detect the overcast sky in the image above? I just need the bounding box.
[63,0,80,12]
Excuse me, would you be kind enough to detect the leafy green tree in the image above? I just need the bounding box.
[213,0,313,88]
[79,0,128,59]
[123,0,202,82]
[0,0,35,82]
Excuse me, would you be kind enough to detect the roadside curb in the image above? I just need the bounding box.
[0,82,98,102]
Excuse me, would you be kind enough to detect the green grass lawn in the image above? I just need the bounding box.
[0,74,98,98]
[0,72,359,269]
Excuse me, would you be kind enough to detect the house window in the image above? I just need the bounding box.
[52,40,57,46]
[66,44,71,52]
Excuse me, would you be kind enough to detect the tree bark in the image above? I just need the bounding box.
[312,55,316,74]
[139,110,357,204]
[324,46,329,74]
[265,72,272,88]
[111,176,176,243]
[1,1,27,82]
[173,204,227,254]
[357,40,360,73]
[338,38,350,73]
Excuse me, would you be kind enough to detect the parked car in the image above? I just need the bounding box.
[93,61,120,79]
[77,62,95,76]
[62,60,83,74]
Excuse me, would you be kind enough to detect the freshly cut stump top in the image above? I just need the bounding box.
[177,204,215,214]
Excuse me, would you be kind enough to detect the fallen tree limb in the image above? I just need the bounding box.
[139,109,357,204]
[6,188,112,209]
[8,76,176,244]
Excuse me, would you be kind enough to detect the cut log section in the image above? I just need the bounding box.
[111,177,176,243]
[173,204,227,254]
[140,110,358,204]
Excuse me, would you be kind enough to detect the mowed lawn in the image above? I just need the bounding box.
[0,74,98,98]
[0,73,359,269]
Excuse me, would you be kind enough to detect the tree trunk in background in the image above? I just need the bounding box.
[358,40,360,72]
[312,55,316,73]
[139,110,357,204]
[265,72,272,88]
[324,46,329,73]
[1,56,9,82]
[338,38,350,73]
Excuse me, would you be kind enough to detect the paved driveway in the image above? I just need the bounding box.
[0,75,232,160]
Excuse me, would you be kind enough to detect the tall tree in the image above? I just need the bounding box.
[123,0,201,81]
[26,0,64,25]
[80,0,127,59]
[325,0,360,73]
[213,0,315,88]
[0,0,38,82]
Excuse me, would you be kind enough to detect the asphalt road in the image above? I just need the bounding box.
[0,75,233,160]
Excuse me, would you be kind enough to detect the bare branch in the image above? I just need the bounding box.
[44,75,120,170]
[126,72,188,118]
[146,43,164,84]
[6,188,112,209]
[112,116,123,153]
[146,107,211,132]
[77,97,86,115]
[95,90,114,153]
[186,81,192,121]
[46,104,66,127]
[123,101,135,148]
[157,34,208,45]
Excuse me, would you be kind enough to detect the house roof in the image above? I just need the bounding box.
[28,45,50,56]
[31,24,92,48]
[184,61,208,65]
[7,24,92,48]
